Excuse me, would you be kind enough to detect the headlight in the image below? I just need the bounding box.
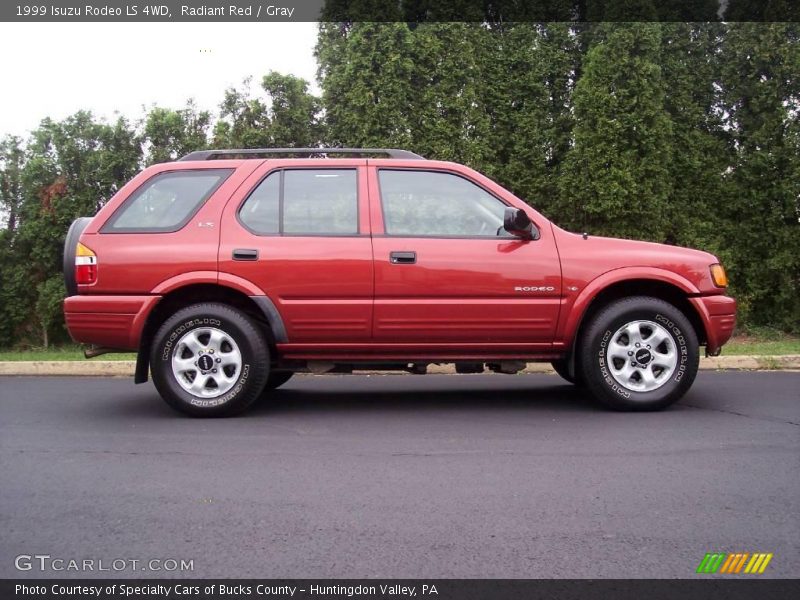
[710,263,728,288]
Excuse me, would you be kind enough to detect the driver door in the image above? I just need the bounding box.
[369,166,562,345]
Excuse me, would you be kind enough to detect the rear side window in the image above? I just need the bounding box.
[239,169,358,235]
[103,169,232,233]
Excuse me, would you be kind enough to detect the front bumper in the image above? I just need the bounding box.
[689,294,737,354]
[63,295,160,350]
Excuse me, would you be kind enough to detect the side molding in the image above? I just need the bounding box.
[249,296,288,344]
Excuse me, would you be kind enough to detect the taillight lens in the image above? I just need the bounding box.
[75,242,97,285]
[710,263,728,288]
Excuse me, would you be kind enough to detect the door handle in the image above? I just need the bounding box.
[232,248,259,261]
[390,251,416,264]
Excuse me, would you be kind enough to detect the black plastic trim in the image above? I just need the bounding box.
[249,295,289,343]
[180,148,424,161]
[233,249,259,261]
[62,217,93,296]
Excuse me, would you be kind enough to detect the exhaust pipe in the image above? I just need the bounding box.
[84,346,125,359]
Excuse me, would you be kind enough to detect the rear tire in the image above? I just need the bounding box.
[578,296,699,411]
[150,303,269,417]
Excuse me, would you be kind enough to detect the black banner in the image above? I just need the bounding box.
[3,579,800,600]
[2,0,799,22]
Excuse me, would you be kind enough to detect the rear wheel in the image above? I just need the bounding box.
[150,303,269,417]
[579,296,699,411]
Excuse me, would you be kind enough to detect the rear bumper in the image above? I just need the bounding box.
[689,294,737,354]
[63,295,160,350]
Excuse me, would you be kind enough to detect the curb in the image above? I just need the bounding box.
[1,355,799,377]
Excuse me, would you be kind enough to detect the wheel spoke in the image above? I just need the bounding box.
[608,340,630,360]
[652,346,676,368]
[646,328,670,349]
[219,348,241,368]
[207,329,226,352]
[613,362,636,382]
[640,365,658,388]
[189,375,211,395]
[173,356,196,373]
[182,334,204,354]
[624,323,643,345]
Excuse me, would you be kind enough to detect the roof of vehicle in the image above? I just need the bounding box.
[179,148,425,161]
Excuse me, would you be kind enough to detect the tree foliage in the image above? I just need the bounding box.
[213,72,321,148]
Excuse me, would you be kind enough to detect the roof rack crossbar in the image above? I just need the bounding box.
[179,148,425,161]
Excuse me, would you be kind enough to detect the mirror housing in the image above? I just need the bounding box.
[503,207,534,239]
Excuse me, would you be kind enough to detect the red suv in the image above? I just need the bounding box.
[62,148,736,416]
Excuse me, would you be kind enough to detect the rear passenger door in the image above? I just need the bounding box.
[369,166,562,345]
[219,160,374,343]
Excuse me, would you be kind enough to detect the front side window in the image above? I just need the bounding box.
[378,170,510,237]
[104,169,231,232]
[240,169,358,235]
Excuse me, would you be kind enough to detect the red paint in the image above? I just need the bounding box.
[64,156,736,360]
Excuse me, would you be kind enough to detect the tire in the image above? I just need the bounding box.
[551,359,578,385]
[264,370,294,390]
[150,303,269,417]
[578,296,699,411]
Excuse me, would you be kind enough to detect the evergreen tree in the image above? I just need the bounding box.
[316,22,417,148]
[558,23,673,240]
[659,22,729,248]
[720,23,799,330]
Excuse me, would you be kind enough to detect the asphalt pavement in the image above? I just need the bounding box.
[1,372,798,579]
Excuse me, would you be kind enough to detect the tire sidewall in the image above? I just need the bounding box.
[151,305,268,416]
[582,299,699,410]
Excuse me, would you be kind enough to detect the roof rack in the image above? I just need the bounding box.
[179,148,425,161]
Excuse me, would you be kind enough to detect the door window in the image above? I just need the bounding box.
[378,170,511,237]
[239,169,358,235]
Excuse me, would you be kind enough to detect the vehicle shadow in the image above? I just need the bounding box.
[98,374,603,420]
[247,374,601,417]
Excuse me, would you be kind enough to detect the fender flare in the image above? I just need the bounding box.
[135,272,288,384]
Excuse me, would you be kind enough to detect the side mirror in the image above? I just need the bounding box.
[503,207,534,239]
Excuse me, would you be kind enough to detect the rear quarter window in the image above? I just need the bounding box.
[102,169,232,233]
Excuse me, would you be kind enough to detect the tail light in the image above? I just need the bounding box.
[75,242,97,285]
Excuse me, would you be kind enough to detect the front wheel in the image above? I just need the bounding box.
[150,303,270,417]
[578,297,699,411]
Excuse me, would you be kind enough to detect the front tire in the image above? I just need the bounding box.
[578,296,699,411]
[150,303,269,417]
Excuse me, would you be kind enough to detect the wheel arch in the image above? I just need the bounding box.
[568,276,708,352]
[561,273,708,380]
[134,283,286,384]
